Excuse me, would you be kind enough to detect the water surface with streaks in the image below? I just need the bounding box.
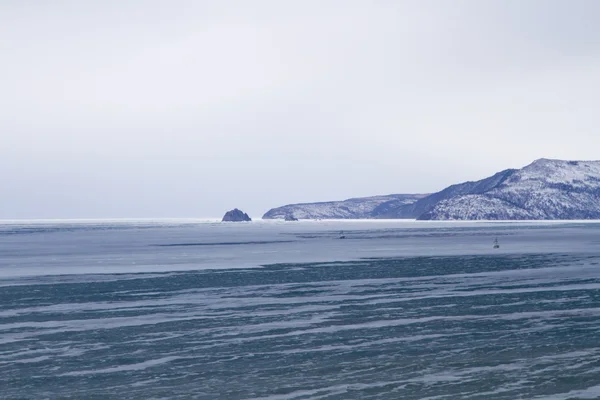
[2,220,600,399]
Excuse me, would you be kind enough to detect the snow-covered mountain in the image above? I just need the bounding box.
[419,159,600,220]
[262,194,426,220]
[263,159,600,220]
[374,169,517,219]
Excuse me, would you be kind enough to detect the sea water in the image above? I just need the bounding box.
[2,220,600,399]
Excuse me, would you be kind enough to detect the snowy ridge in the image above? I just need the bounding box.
[263,159,600,221]
[262,194,425,220]
[384,169,517,219]
[421,159,600,220]
[420,195,536,220]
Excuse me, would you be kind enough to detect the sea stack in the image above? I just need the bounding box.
[222,208,252,222]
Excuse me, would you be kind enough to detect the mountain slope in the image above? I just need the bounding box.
[262,159,600,221]
[262,194,426,220]
[420,159,600,220]
[373,169,517,219]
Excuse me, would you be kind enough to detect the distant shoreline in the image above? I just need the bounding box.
[3,218,600,224]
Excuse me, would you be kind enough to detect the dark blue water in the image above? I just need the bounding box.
[2,220,600,399]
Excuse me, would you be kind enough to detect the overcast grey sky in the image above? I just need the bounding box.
[2,0,600,219]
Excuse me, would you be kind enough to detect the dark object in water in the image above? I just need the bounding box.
[222,209,252,222]
[493,237,500,249]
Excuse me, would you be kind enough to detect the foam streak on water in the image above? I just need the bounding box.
[2,220,600,399]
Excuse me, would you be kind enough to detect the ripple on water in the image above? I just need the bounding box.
[2,253,600,399]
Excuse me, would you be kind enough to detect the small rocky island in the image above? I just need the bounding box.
[221,208,252,222]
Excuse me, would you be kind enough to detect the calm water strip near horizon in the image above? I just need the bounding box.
[2,220,600,399]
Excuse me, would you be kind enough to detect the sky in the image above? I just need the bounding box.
[2,0,600,219]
